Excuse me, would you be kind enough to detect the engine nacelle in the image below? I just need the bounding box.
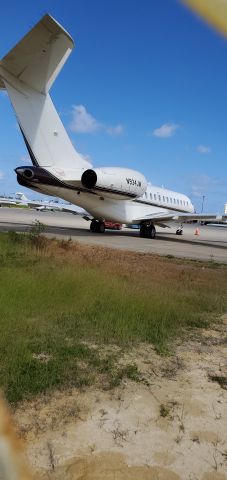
[81,167,147,199]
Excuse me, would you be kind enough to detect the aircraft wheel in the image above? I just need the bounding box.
[99,221,105,233]
[176,228,183,235]
[90,220,97,232]
[140,224,156,239]
[148,225,156,239]
[140,224,147,238]
[90,220,105,233]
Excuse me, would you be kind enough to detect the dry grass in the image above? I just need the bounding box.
[0,231,226,403]
[33,234,227,281]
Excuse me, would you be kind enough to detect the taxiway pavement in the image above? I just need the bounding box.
[0,207,227,263]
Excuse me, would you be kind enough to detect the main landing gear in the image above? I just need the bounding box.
[140,223,156,239]
[90,219,105,233]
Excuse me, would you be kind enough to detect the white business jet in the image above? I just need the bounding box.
[14,192,84,214]
[0,196,16,207]
[0,191,83,214]
[0,15,225,237]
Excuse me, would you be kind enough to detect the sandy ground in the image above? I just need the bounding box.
[13,316,227,480]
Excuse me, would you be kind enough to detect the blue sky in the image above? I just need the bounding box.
[0,0,227,212]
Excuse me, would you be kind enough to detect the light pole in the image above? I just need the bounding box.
[201,195,205,213]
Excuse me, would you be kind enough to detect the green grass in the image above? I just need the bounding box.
[0,231,227,403]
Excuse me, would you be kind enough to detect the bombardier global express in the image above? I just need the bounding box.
[0,15,225,238]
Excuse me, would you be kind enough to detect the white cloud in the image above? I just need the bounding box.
[69,104,124,136]
[197,145,211,154]
[80,152,92,163]
[0,170,4,180]
[186,174,227,212]
[153,123,179,138]
[191,174,225,198]
[19,155,31,163]
[79,152,92,167]
[106,124,124,136]
[70,105,101,133]
[191,175,211,198]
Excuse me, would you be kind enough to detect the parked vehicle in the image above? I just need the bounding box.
[104,222,122,230]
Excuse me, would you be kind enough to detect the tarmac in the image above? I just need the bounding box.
[0,207,227,263]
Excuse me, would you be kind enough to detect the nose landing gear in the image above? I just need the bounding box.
[176,224,183,235]
[90,220,105,233]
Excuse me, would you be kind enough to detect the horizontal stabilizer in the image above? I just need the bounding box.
[0,14,74,93]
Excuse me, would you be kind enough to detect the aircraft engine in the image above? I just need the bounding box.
[81,167,147,199]
[18,167,35,179]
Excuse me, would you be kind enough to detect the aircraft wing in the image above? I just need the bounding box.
[59,204,86,214]
[1,194,86,214]
[0,198,46,209]
[25,200,86,214]
[132,212,226,226]
[23,200,45,208]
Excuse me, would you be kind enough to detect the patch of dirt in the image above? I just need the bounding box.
[43,453,181,480]
[14,316,227,480]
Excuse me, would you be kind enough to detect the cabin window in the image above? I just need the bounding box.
[145,192,147,199]
[150,193,152,200]
[177,199,179,205]
[166,197,169,202]
[154,194,157,201]
[170,198,172,204]
[158,195,161,202]
[180,200,182,205]
[174,198,176,204]
[163,196,165,202]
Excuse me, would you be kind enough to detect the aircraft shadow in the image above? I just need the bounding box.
[0,222,226,250]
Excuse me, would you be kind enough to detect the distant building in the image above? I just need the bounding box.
[225,204,227,214]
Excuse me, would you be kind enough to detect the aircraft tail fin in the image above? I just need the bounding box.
[0,14,74,94]
[15,192,29,202]
[0,15,91,172]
